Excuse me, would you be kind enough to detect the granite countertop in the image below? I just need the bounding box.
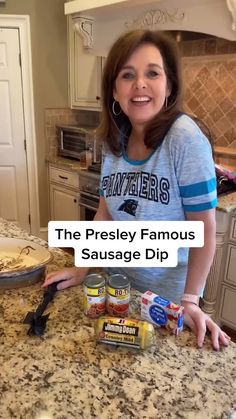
[47,155,82,173]
[0,219,236,418]
[217,192,236,213]
[47,156,236,213]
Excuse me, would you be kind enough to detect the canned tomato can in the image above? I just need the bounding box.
[106,274,130,317]
[83,274,106,318]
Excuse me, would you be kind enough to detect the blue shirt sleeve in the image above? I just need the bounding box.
[169,115,218,212]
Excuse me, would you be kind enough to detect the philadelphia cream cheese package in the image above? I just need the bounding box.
[141,291,184,336]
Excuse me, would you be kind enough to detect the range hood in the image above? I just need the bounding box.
[65,0,236,51]
[65,0,133,14]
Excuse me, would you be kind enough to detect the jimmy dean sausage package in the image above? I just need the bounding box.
[141,291,184,336]
[95,316,155,350]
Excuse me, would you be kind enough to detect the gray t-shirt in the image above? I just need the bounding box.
[100,114,217,303]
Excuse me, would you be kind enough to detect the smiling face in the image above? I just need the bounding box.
[113,43,171,130]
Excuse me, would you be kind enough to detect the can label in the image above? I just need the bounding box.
[84,285,106,318]
[106,285,130,317]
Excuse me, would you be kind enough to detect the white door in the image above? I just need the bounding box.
[0,27,30,231]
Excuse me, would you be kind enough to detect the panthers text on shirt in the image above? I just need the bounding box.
[101,171,170,204]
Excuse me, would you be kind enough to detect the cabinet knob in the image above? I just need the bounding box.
[74,199,77,203]
[96,96,101,100]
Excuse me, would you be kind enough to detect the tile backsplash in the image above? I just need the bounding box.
[179,37,236,57]
[182,54,236,148]
[181,38,236,148]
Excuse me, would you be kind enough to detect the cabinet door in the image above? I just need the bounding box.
[219,286,236,330]
[69,17,102,110]
[230,216,236,242]
[224,244,236,286]
[50,184,80,221]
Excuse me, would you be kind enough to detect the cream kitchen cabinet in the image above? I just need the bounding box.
[49,164,80,221]
[68,15,102,110]
[202,210,236,330]
[218,215,236,329]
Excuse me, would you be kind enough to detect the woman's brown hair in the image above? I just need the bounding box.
[97,29,184,155]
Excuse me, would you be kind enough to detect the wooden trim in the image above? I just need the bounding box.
[214,146,236,157]
[214,147,236,171]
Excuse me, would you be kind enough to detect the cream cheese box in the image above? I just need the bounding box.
[141,290,184,335]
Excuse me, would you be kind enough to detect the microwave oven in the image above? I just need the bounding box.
[56,124,101,163]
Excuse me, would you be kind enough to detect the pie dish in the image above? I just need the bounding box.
[0,238,52,277]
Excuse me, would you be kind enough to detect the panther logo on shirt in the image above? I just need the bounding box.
[118,199,138,216]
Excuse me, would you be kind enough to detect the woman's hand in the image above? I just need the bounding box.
[182,301,231,350]
[42,198,111,292]
[43,267,88,291]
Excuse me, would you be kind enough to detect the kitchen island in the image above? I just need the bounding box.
[0,218,236,419]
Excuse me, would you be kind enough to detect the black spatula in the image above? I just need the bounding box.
[23,281,62,336]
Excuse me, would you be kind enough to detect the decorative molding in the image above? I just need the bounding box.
[202,232,226,317]
[226,0,236,30]
[73,16,94,49]
[125,8,185,29]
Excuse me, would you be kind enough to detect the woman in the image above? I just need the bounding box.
[44,29,231,350]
